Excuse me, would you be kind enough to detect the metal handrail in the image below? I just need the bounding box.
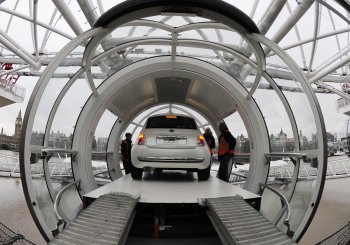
[91,151,113,156]
[52,179,80,236]
[265,152,306,160]
[259,183,294,237]
[42,148,78,157]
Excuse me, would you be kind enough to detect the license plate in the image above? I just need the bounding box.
[164,139,179,144]
[157,136,186,145]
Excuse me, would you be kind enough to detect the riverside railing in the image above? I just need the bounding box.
[0,152,19,176]
[271,157,350,180]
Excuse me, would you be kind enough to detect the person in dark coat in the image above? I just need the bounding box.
[120,132,132,175]
[203,127,216,155]
[217,122,236,182]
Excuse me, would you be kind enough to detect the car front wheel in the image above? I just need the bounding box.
[131,165,143,180]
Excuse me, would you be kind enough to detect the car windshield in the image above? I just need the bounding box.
[146,115,197,129]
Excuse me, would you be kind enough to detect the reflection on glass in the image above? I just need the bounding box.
[45,153,81,223]
[261,187,282,223]
[284,92,318,150]
[254,88,295,152]
[56,183,82,223]
[223,114,250,186]
[262,158,296,226]
[48,153,71,178]
[282,178,316,233]
[31,79,68,145]
[30,158,56,230]
[51,78,91,140]
[32,177,57,230]
[92,110,118,185]
[262,42,318,151]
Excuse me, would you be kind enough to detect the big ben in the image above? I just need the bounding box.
[14,110,22,146]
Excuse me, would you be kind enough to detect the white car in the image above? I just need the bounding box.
[130,114,211,180]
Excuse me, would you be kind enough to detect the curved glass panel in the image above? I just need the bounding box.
[55,183,82,224]
[264,47,318,150]
[282,163,318,232]
[224,113,250,186]
[253,87,295,152]
[31,79,67,145]
[263,158,297,223]
[27,45,89,236]
[93,110,118,185]
[50,78,91,141]
[47,154,81,223]
[32,176,56,230]
[284,91,318,150]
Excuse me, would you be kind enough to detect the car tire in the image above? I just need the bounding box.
[197,165,211,180]
[131,165,143,180]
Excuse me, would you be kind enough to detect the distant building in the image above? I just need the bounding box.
[235,134,250,153]
[271,128,288,152]
[96,137,108,152]
[0,110,22,149]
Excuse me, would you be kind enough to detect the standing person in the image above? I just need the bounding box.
[203,127,216,155]
[120,132,132,175]
[217,122,236,182]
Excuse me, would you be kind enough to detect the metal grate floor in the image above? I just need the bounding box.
[49,193,139,245]
[206,196,296,245]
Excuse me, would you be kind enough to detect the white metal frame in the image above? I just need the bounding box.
[18,0,328,242]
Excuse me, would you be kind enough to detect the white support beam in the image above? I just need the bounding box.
[0,0,20,55]
[237,0,286,82]
[249,0,259,19]
[124,16,172,57]
[327,9,341,54]
[315,81,350,100]
[97,0,105,15]
[31,0,39,59]
[52,0,83,36]
[77,0,100,27]
[314,45,350,73]
[286,2,307,69]
[280,27,350,53]
[270,0,315,45]
[309,49,350,82]
[327,8,344,74]
[39,8,58,53]
[307,2,321,75]
[0,6,74,40]
[182,16,228,65]
[0,29,39,68]
[316,0,350,25]
[258,0,287,35]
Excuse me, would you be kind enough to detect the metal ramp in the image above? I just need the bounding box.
[206,196,296,245]
[49,193,140,245]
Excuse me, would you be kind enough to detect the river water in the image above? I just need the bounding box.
[0,150,350,244]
